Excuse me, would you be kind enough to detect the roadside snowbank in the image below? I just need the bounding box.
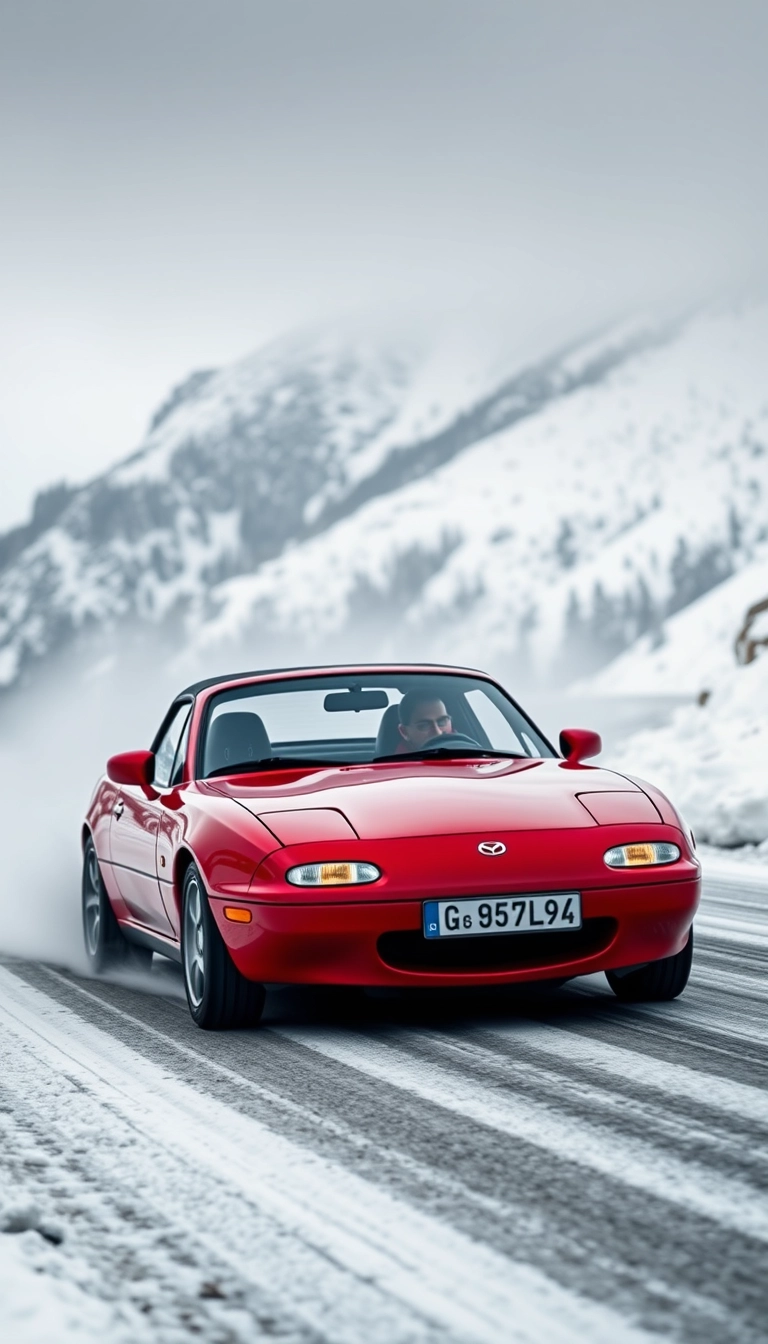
[698,843,768,877]
[581,553,768,697]
[0,1222,126,1344]
[609,654,768,847]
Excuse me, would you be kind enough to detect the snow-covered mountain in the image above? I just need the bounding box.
[0,314,671,689]
[0,328,419,685]
[1,302,767,700]
[188,304,768,681]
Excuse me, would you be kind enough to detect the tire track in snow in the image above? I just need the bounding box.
[0,965,653,1344]
[2,867,767,1342]
[8,951,767,1341]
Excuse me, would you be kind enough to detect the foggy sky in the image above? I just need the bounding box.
[1,0,767,530]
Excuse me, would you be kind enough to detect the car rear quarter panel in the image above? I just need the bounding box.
[84,778,127,914]
[85,778,118,861]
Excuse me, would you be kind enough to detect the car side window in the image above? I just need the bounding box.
[154,704,192,789]
[169,712,192,786]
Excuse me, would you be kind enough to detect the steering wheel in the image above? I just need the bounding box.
[418,731,482,752]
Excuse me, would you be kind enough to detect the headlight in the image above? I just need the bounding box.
[604,842,680,868]
[286,861,381,886]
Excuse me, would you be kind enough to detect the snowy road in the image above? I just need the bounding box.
[1,866,767,1343]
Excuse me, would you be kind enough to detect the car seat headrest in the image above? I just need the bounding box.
[374,703,402,757]
[205,711,271,775]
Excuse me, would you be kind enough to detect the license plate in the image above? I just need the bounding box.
[423,893,582,939]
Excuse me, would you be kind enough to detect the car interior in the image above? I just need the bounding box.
[204,711,273,777]
[197,680,538,777]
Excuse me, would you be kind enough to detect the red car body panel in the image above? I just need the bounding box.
[84,663,700,988]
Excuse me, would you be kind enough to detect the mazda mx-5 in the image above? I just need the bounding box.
[82,664,700,1028]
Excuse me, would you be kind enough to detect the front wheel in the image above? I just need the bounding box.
[181,863,265,1030]
[606,928,693,1002]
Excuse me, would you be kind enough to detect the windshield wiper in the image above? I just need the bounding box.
[206,756,335,778]
[207,749,530,777]
[373,748,528,763]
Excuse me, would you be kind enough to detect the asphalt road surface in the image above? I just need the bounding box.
[1,864,766,1343]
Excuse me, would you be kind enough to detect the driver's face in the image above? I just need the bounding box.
[399,699,452,749]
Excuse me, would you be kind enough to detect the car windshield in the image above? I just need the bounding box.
[199,672,554,777]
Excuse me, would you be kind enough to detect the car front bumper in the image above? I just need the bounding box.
[210,874,700,988]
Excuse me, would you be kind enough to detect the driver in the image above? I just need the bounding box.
[397,689,453,752]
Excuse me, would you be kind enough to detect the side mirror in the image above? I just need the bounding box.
[559,728,602,766]
[107,749,155,787]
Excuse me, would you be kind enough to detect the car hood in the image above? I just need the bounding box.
[206,758,659,841]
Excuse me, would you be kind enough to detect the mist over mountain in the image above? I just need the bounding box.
[1,302,767,696]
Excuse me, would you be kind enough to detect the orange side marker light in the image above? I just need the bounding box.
[624,844,656,866]
[223,906,252,923]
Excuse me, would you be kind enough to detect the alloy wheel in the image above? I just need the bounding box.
[83,847,102,957]
[183,873,206,1008]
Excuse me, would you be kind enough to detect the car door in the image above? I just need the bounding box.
[155,709,193,938]
[110,701,192,934]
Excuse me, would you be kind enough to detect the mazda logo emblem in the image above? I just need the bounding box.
[478,841,506,856]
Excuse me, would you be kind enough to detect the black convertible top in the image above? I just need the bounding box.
[179,662,482,698]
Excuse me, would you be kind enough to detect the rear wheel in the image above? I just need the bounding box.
[82,839,153,974]
[181,863,265,1030]
[606,928,693,1002]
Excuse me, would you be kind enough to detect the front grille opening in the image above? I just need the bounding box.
[377,918,617,974]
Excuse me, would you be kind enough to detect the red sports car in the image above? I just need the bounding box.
[82,663,700,1028]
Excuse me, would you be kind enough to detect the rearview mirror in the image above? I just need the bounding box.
[324,690,389,713]
[559,728,602,765]
[107,749,155,786]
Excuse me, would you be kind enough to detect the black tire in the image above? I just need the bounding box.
[181,862,265,1030]
[606,928,693,1002]
[82,838,153,974]
[527,977,568,996]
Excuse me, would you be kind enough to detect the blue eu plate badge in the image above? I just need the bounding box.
[423,902,440,938]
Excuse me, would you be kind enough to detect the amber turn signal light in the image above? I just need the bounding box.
[604,842,680,868]
[286,861,381,886]
[223,906,252,923]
